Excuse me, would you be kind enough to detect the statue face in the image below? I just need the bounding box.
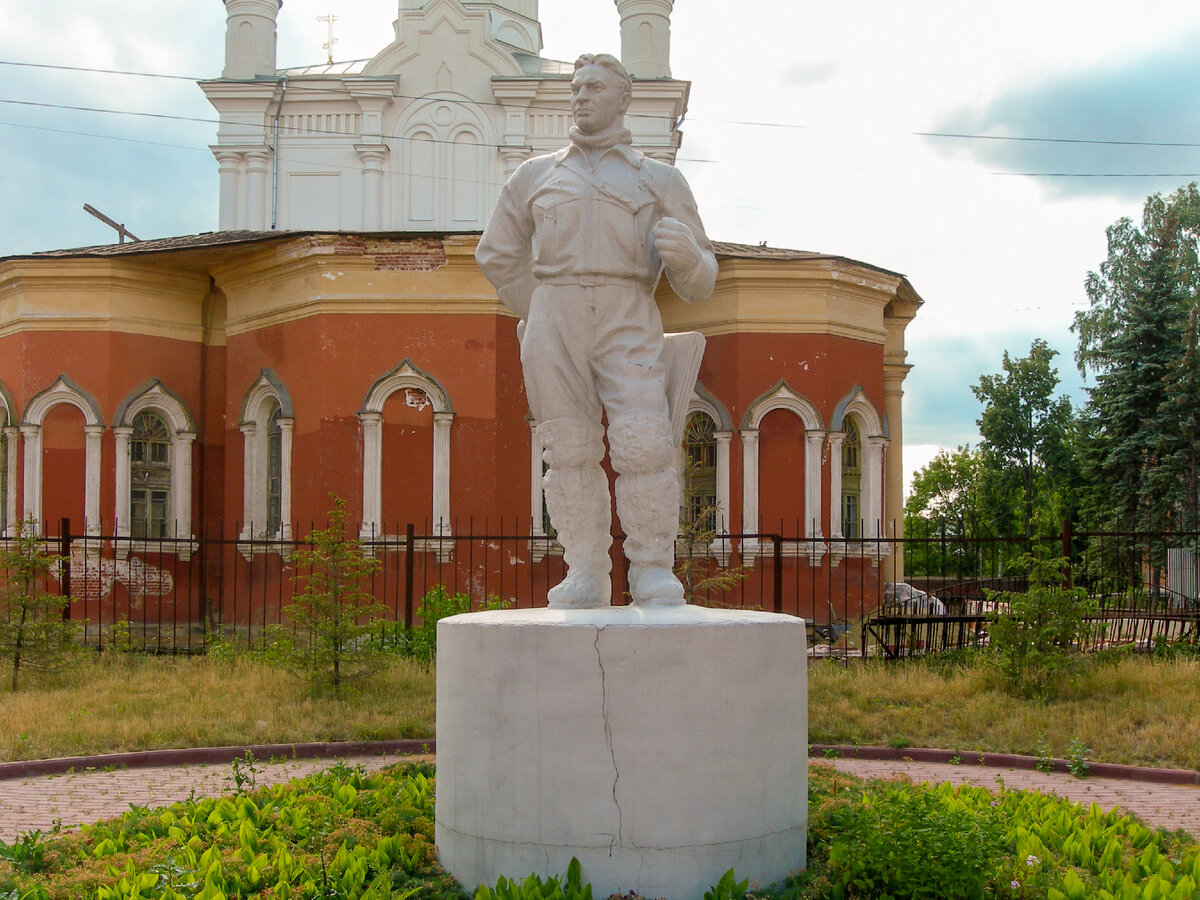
[570,64,630,135]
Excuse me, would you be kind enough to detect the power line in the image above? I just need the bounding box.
[7,57,1200,151]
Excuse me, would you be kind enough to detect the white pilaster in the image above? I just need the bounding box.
[3,427,18,535]
[113,426,133,538]
[358,411,382,540]
[740,428,759,564]
[173,432,197,539]
[239,422,257,539]
[432,410,454,537]
[804,430,826,563]
[83,424,104,535]
[19,425,39,532]
[826,432,844,541]
[214,150,244,231]
[355,146,389,230]
[244,149,271,230]
[864,435,887,541]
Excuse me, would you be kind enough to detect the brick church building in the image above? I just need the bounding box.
[0,0,921,630]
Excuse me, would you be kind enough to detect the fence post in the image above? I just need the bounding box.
[772,534,783,614]
[404,522,415,628]
[59,517,72,620]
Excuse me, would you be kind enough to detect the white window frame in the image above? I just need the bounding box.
[829,386,889,565]
[113,380,197,558]
[20,375,104,536]
[740,380,826,565]
[0,382,17,537]
[238,370,293,549]
[678,383,733,564]
[359,360,454,557]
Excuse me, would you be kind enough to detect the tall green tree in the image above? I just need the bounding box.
[1073,184,1200,540]
[903,445,1022,577]
[971,339,1074,539]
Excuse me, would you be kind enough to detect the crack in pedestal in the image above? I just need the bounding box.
[594,625,622,856]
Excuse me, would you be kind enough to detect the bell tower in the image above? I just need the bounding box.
[222,0,282,79]
[614,0,673,78]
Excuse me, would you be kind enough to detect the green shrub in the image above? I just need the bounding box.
[986,555,1101,699]
[393,586,511,665]
[815,782,1008,898]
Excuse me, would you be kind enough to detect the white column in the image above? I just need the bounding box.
[3,426,18,535]
[83,424,104,536]
[740,428,759,564]
[500,147,530,181]
[358,411,382,540]
[277,418,293,539]
[355,146,389,230]
[714,430,732,534]
[19,424,40,532]
[529,421,545,536]
[214,150,244,231]
[804,431,825,542]
[239,423,257,539]
[173,432,196,539]
[245,149,271,230]
[432,410,454,537]
[864,436,888,541]
[826,432,844,541]
[113,426,133,538]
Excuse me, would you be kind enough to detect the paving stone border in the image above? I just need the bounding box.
[0,739,437,780]
[810,745,1200,786]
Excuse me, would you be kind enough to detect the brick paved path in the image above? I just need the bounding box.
[0,752,1196,844]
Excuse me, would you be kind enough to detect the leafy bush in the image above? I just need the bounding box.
[393,586,510,665]
[476,857,592,900]
[986,555,1101,699]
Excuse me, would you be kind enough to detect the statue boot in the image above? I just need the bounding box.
[538,418,613,609]
[616,466,686,606]
[544,465,612,608]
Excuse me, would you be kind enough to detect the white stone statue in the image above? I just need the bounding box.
[477,52,717,608]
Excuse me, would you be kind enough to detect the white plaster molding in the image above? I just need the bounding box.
[2,427,17,537]
[114,381,198,552]
[739,381,827,563]
[359,360,454,552]
[238,370,293,548]
[740,428,759,565]
[21,375,104,537]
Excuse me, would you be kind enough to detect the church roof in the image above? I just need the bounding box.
[277,52,573,79]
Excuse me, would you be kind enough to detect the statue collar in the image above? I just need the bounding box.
[556,126,642,168]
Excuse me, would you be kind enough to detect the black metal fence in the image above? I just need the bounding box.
[3,517,1197,658]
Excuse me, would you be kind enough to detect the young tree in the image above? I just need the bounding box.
[0,517,78,691]
[971,339,1074,539]
[275,496,386,695]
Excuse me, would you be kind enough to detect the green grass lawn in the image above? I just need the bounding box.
[1,649,1197,771]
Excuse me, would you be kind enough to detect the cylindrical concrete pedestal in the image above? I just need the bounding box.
[435,605,808,900]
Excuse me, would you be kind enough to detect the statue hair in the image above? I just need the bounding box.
[573,53,633,98]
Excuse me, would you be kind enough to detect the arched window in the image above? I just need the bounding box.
[113,380,197,554]
[840,419,862,541]
[238,370,293,545]
[130,411,171,539]
[682,413,717,533]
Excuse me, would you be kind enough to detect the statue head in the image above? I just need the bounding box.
[570,53,633,135]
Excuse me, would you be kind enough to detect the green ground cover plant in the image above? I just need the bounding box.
[2,761,1197,900]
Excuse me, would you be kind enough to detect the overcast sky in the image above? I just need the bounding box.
[3,0,1200,492]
